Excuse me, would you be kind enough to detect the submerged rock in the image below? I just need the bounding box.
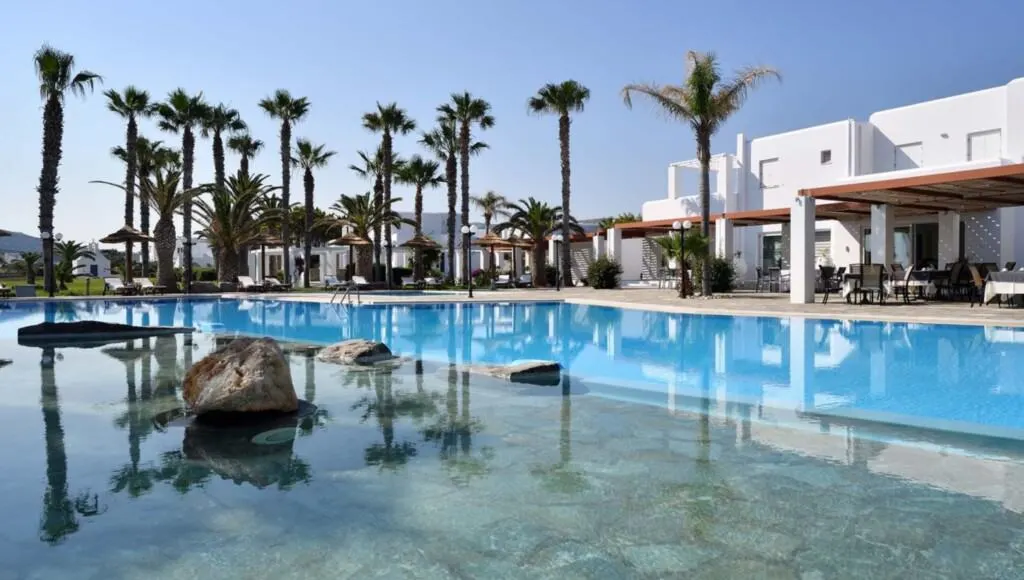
[317,339,394,365]
[17,321,192,348]
[183,337,298,415]
[464,360,563,386]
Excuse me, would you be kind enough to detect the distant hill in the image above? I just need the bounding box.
[0,230,42,254]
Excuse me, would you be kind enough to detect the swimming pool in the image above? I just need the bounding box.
[2,297,1024,577]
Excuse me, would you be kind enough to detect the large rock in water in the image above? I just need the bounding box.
[317,339,394,365]
[182,337,298,415]
[466,360,563,386]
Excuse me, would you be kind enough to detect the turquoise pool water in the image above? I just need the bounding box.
[2,297,1024,578]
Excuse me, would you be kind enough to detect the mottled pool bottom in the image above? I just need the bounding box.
[2,336,1024,579]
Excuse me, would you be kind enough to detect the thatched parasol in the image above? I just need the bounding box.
[400,233,442,249]
[252,232,283,280]
[328,234,372,246]
[472,232,514,249]
[99,225,154,283]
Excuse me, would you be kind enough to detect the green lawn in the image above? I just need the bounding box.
[1,277,107,297]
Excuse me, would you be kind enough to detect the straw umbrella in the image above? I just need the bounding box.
[473,232,514,280]
[399,233,441,280]
[328,233,372,280]
[99,226,153,283]
[251,232,283,281]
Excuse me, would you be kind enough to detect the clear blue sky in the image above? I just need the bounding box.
[2,0,1023,241]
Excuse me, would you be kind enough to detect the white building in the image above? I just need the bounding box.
[175,238,215,269]
[73,241,111,277]
[603,76,1024,297]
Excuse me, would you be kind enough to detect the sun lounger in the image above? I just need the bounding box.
[401,276,425,289]
[0,285,12,299]
[136,279,166,295]
[423,277,442,289]
[103,277,134,296]
[263,277,291,292]
[493,274,512,288]
[518,274,533,287]
[350,276,372,289]
[236,276,264,292]
[322,276,344,290]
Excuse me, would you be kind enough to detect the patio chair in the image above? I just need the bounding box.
[103,277,134,296]
[754,267,769,293]
[236,276,264,292]
[136,279,166,295]
[493,274,512,288]
[851,264,885,304]
[890,265,915,304]
[968,265,987,307]
[263,277,291,292]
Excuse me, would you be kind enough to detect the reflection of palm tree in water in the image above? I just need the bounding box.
[109,340,157,497]
[358,370,421,470]
[530,375,587,493]
[38,347,103,544]
[420,368,491,486]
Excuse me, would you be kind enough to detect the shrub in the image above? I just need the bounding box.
[693,257,736,293]
[473,269,495,287]
[587,256,623,289]
[195,267,217,282]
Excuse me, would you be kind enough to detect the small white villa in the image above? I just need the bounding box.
[593,76,1024,301]
[72,241,111,277]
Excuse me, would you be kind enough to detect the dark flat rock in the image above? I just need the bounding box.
[18,321,193,348]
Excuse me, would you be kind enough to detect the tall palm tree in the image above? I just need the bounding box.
[322,192,412,279]
[472,190,509,276]
[194,172,281,283]
[421,120,487,283]
[623,51,779,296]
[201,104,247,192]
[528,80,591,287]
[349,147,407,279]
[258,89,310,285]
[437,93,494,282]
[494,198,583,287]
[227,133,263,175]
[93,169,199,290]
[291,139,336,288]
[112,137,177,274]
[397,155,445,279]
[363,103,416,288]
[157,89,209,290]
[105,86,154,280]
[34,46,101,296]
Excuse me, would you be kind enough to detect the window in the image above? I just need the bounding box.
[820,150,832,165]
[759,158,780,189]
[761,234,783,271]
[967,129,1001,161]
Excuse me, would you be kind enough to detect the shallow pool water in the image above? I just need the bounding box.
[2,298,1024,578]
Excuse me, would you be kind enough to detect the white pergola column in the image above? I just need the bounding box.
[607,228,622,262]
[592,234,606,260]
[547,238,557,265]
[715,218,734,259]
[870,204,894,265]
[789,196,817,304]
[937,211,961,267]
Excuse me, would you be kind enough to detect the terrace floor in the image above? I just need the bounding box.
[269,288,1024,328]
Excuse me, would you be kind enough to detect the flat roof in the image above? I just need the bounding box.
[799,163,1024,212]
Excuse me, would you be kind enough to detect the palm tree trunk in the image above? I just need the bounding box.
[372,174,383,281]
[355,245,372,279]
[383,132,394,289]
[124,116,138,282]
[445,157,457,284]
[154,218,177,290]
[213,130,226,191]
[38,96,63,296]
[414,184,424,280]
[182,128,195,292]
[280,120,292,285]
[218,248,239,285]
[303,168,314,288]
[459,123,471,283]
[698,133,712,297]
[559,114,572,288]
[139,168,151,276]
[532,244,546,288]
[240,155,249,176]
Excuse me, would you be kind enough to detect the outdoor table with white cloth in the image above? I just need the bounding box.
[984,270,1024,304]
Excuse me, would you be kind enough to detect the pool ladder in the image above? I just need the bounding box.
[330,282,361,305]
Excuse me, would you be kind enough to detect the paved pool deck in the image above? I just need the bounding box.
[267,287,1024,327]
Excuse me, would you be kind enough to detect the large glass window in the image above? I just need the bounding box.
[762,234,783,271]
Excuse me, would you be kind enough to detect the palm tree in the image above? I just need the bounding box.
[13,252,42,285]
[622,51,779,296]
[653,230,710,298]
[598,212,641,230]
[157,89,209,290]
[54,240,94,290]
[437,93,494,282]
[528,81,591,287]
[322,192,412,279]
[421,120,487,283]
[363,103,416,288]
[291,139,336,288]
[34,46,101,296]
[471,190,509,276]
[194,172,281,283]
[349,147,407,279]
[227,133,263,175]
[201,104,247,192]
[494,198,583,287]
[93,169,199,290]
[113,137,176,274]
[397,155,445,279]
[105,86,154,280]
[259,90,310,285]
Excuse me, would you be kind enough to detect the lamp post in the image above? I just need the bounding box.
[178,236,193,294]
[552,233,563,292]
[672,220,693,298]
[461,224,477,298]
